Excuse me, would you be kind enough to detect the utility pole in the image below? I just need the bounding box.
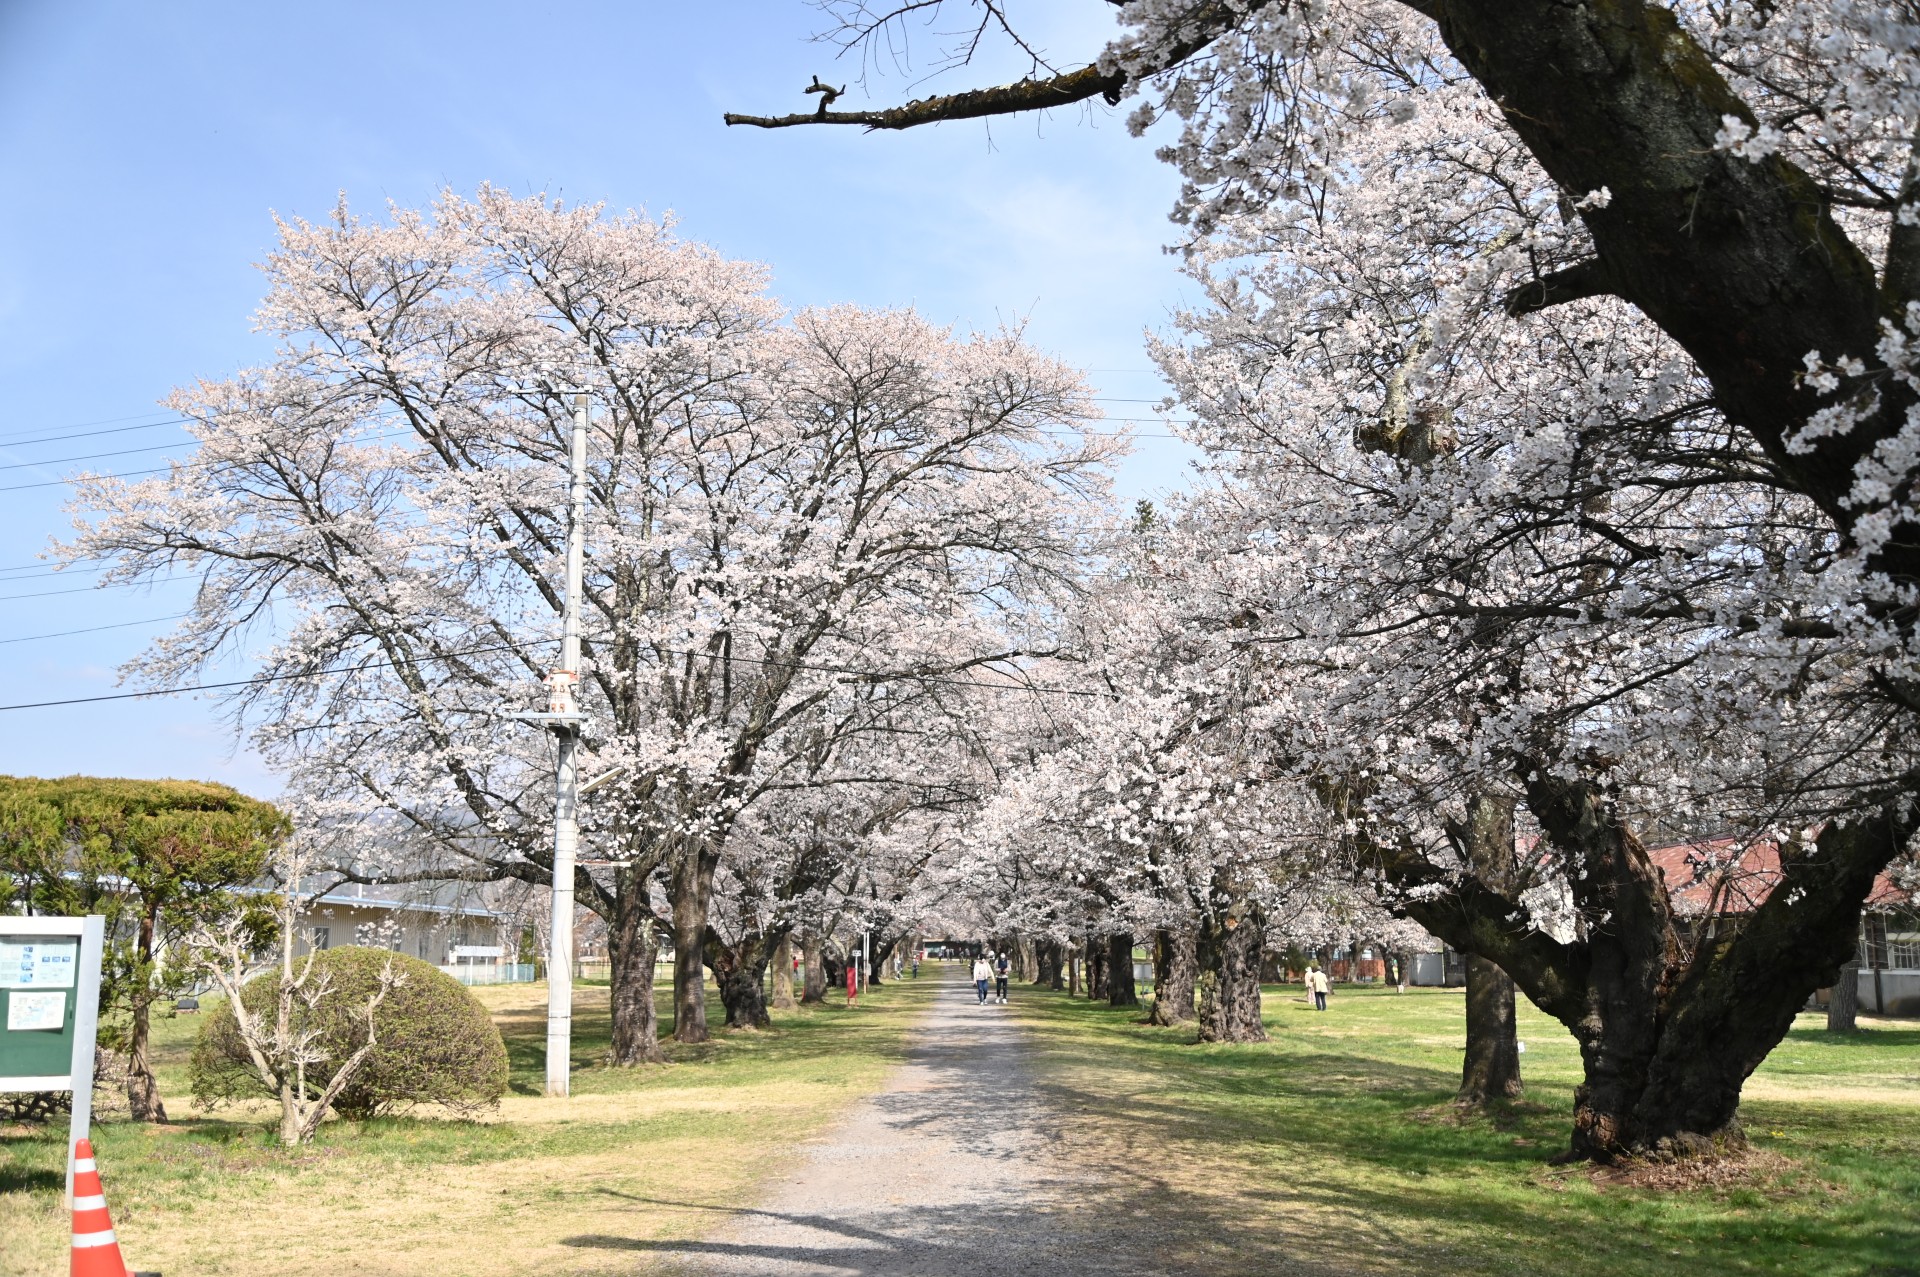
[543,391,590,1098]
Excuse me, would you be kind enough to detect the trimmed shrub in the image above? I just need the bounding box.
[190,946,507,1119]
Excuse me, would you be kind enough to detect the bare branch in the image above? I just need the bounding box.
[725,61,1125,131]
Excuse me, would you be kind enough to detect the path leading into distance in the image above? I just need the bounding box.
[641,964,1203,1277]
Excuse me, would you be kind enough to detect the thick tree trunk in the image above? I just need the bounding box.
[1828,958,1861,1032]
[801,932,827,1004]
[126,907,166,1122]
[1032,939,1056,988]
[607,887,666,1065]
[1459,955,1524,1104]
[1067,948,1080,996]
[822,950,848,997]
[1196,910,1267,1044]
[1086,936,1110,1001]
[1148,927,1197,1026]
[1048,941,1065,990]
[1107,932,1139,1008]
[669,845,718,1044]
[1390,775,1912,1161]
[1454,794,1523,1107]
[771,935,797,1010]
[709,929,773,1030]
[869,937,897,986]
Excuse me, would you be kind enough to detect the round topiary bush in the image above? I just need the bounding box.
[190,946,508,1119]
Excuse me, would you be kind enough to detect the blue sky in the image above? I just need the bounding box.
[0,2,1200,794]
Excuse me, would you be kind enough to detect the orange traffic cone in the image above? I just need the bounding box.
[69,1139,129,1277]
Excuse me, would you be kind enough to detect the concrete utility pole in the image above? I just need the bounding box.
[544,392,591,1098]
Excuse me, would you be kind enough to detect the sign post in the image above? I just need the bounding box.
[0,915,107,1204]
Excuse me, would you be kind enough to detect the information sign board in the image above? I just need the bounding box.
[0,915,105,1205]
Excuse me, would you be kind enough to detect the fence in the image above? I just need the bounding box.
[440,962,536,986]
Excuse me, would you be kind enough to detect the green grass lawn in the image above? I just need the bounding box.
[1015,982,1920,1277]
[0,973,924,1277]
[3,971,1913,1277]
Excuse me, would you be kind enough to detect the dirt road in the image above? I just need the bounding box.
[639,964,1196,1276]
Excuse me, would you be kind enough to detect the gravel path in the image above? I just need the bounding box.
[641,964,1202,1277]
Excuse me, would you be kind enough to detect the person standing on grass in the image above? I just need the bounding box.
[972,955,992,1005]
[1310,964,1330,1012]
[994,951,1011,1004]
[847,958,859,1008]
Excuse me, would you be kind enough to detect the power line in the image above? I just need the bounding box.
[0,396,1181,454]
[0,613,189,646]
[0,418,193,449]
[0,633,1097,713]
[0,412,187,446]
[0,639,545,712]
[0,419,1195,495]
[0,440,195,473]
[0,580,187,603]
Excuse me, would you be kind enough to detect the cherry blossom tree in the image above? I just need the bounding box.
[67,188,1117,1059]
[734,1,1920,1160]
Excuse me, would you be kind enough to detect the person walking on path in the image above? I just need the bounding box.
[972,955,993,1005]
[994,952,1011,1004]
[1309,964,1329,1012]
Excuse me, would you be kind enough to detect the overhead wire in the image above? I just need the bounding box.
[0,416,1198,496]
[0,613,189,646]
[0,392,1178,452]
[0,632,1098,713]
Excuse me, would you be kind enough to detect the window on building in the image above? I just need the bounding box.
[311,926,330,951]
[1889,916,1920,970]
[418,932,431,959]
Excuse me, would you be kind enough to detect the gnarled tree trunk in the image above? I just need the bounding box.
[1391,774,1912,1161]
[1196,909,1266,1043]
[607,884,666,1065]
[1086,935,1109,1001]
[709,927,774,1030]
[1148,927,1197,1026]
